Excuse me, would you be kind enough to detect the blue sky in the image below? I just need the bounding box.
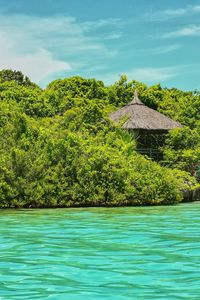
[0,0,199,90]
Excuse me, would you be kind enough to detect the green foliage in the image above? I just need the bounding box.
[163,127,200,177]
[0,69,39,88]
[157,88,200,128]
[0,70,199,208]
[47,76,107,100]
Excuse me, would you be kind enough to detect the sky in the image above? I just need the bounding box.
[0,0,199,90]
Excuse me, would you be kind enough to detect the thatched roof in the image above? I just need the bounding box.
[110,90,182,132]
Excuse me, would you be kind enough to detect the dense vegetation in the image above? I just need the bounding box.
[0,70,199,208]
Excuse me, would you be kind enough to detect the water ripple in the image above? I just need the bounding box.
[0,204,200,299]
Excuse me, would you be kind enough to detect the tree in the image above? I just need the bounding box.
[0,69,39,88]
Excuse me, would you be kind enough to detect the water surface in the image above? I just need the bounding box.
[0,204,200,299]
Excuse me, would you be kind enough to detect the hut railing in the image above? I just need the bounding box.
[137,148,163,161]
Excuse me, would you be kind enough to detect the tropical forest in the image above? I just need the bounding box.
[0,69,199,208]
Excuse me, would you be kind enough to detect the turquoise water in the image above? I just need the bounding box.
[0,204,200,299]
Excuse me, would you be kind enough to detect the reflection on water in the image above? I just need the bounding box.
[0,203,200,299]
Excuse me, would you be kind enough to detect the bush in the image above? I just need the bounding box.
[0,71,199,208]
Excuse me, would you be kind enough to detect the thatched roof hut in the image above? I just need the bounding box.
[110,90,182,132]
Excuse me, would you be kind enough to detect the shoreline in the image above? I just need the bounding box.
[0,199,199,210]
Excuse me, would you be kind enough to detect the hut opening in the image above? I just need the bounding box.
[110,90,182,161]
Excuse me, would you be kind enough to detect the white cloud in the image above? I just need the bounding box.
[83,18,123,31]
[106,32,122,40]
[163,25,200,38]
[147,4,200,21]
[140,44,181,55]
[0,14,121,84]
[0,47,71,83]
[125,67,179,82]
[98,66,180,85]
[162,8,187,16]
[193,5,200,12]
